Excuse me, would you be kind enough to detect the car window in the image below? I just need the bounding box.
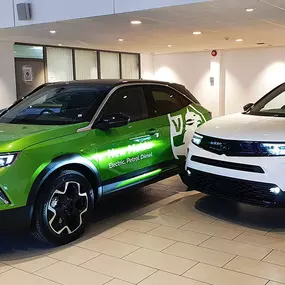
[101,86,148,122]
[170,83,200,104]
[150,86,186,116]
[0,85,110,125]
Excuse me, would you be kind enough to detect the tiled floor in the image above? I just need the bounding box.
[2,176,285,284]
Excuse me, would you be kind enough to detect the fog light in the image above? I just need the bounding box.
[187,169,192,176]
[270,187,281,195]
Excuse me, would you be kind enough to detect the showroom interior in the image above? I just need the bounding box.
[2,0,285,284]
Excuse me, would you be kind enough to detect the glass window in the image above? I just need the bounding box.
[101,87,148,122]
[0,84,113,125]
[249,84,285,117]
[171,83,200,104]
[100,52,120,79]
[14,44,43,59]
[47,47,73,82]
[121,54,139,79]
[150,87,184,116]
[75,49,98,80]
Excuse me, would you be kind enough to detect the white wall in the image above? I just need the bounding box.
[0,42,16,109]
[152,52,221,117]
[142,46,285,117]
[224,47,285,114]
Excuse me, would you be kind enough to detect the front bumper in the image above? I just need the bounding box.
[186,143,285,206]
[187,168,285,206]
[0,206,32,232]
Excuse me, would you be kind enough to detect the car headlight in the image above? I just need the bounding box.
[192,133,203,146]
[261,143,285,156]
[0,153,19,168]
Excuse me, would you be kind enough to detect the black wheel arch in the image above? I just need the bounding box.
[27,154,102,212]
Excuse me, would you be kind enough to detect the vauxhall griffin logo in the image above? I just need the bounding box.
[168,107,204,159]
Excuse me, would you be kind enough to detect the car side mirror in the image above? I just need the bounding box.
[95,113,130,130]
[243,103,254,112]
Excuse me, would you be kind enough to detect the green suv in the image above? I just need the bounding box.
[0,79,211,244]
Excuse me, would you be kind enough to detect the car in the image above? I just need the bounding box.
[186,82,285,207]
[0,79,211,245]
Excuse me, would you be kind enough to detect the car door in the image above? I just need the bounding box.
[93,85,163,194]
[145,85,199,169]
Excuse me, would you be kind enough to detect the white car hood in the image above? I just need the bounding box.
[197,113,285,141]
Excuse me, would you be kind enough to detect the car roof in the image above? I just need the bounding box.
[45,79,174,88]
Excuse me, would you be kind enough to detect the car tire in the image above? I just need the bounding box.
[32,170,94,245]
[180,173,192,190]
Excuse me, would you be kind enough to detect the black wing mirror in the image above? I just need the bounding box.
[96,113,130,130]
[243,103,254,112]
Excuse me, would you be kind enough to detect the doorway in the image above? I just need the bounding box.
[15,59,45,99]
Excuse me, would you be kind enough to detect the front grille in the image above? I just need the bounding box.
[191,156,264,173]
[188,169,284,206]
[197,135,269,156]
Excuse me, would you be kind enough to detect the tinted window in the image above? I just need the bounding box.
[102,86,148,122]
[0,84,111,125]
[150,86,185,116]
[171,83,200,104]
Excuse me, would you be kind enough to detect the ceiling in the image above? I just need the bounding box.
[1,0,285,54]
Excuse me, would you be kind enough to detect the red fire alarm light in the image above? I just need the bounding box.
[211,50,217,57]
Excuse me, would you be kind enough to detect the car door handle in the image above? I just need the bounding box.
[148,128,159,136]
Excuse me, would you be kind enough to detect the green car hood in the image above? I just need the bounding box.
[0,123,87,152]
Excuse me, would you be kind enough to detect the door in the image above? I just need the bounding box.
[93,85,162,193]
[15,59,45,99]
[146,85,192,169]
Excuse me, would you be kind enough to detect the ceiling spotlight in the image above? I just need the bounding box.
[193,31,202,35]
[49,30,56,34]
[118,38,124,42]
[168,45,172,48]
[58,44,62,46]
[236,38,243,42]
[246,8,255,12]
[130,20,142,25]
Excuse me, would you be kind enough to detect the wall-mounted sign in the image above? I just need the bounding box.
[210,76,215,86]
[22,65,33,82]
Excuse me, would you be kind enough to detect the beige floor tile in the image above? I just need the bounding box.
[181,221,243,240]
[139,270,208,285]
[184,263,267,285]
[165,209,216,224]
[148,225,210,245]
[136,214,189,228]
[47,246,100,265]
[267,282,285,285]
[0,263,12,274]
[225,256,285,283]
[0,251,58,273]
[200,237,271,260]
[98,227,127,238]
[81,254,156,284]
[112,230,175,251]
[105,279,133,285]
[116,220,159,233]
[0,268,59,285]
[263,250,285,267]
[163,242,234,267]
[267,230,285,240]
[37,261,111,285]
[76,236,139,258]
[124,248,197,275]
[235,232,285,251]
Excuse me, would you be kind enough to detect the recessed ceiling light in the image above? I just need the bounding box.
[118,38,124,42]
[50,30,56,34]
[236,38,243,42]
[246,8,255,12]
[168,45,172,48]
[193,31,202,35]
[58,44,62,46]
[130,20,142,25]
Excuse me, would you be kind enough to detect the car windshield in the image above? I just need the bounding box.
[0,84,112,125]
[247,84,285,117]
